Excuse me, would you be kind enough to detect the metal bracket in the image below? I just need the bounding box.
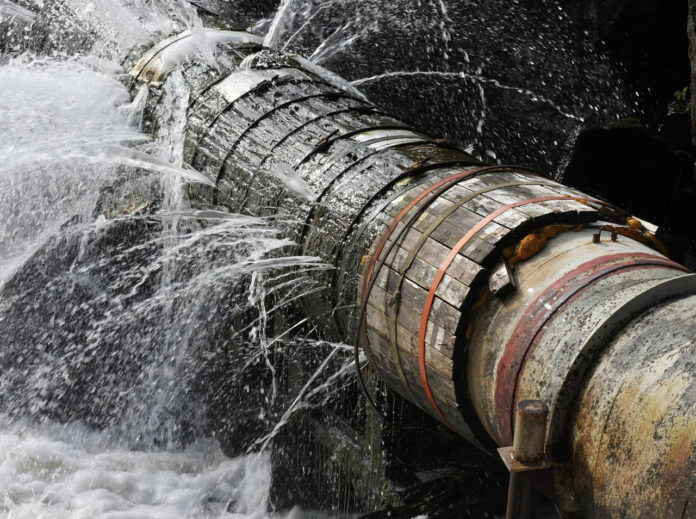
[498,400,555,519]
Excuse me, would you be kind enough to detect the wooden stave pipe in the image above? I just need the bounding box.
[130,28,696,519]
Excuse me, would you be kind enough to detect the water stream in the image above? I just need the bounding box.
[0,2,349,517]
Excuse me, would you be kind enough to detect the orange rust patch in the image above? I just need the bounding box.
[502,244,516,260]
[626,216,643,230]
[465,290,490,341]
[572,349,696,518]
[465,321,475,341]
[508,224,581,270]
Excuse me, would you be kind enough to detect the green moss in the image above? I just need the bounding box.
[675,86,689,103]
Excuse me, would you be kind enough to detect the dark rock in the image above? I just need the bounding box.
[559,119,696,267]
[660,100,692,150]
[689,0,696,144]
[190,0,278,29]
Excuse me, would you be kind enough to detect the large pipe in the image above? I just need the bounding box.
[130,28,696,518]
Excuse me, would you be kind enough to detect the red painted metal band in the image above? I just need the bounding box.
[494,252,689,443]
[417,195,576,427]
[362,165,517,288]
[357,165,531,403]
[357,166,491,390]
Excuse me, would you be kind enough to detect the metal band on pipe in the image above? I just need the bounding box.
[356,166,538,427]
[295,125,420,168]
[387,180,558,395]
[191,74,316,165]
[495,252,690,444]
[418,195,582,427]
[213,91,352,185]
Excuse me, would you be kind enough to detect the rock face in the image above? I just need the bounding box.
[558,118,696,268]
[689,0,696,144]
[555,0,696,268]
[189,0,277,28]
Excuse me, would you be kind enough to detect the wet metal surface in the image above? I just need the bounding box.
[130,29,262,84]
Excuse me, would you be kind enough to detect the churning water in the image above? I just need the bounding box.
[0,417,274,519]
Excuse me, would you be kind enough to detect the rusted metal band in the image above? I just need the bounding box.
[353,164,491,409]
[354,166,498,403]
[333,149,468,259]
[344,161,505,269]
[363,167,530,291]
[494,252,690,444]
[387,180,558,397]
[331,160,495,310]
[357,166,538,426]
[333,173,438,303]
[418,195,574,428]
[298,144,442,254]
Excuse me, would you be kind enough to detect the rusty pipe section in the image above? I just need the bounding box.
[133,29,696,518]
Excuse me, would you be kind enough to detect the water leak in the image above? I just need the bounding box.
[261,0,637,172]
[350,70,585,122]
[0,55,206,287]
[0,2,347,517]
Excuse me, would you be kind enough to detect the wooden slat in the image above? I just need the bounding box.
[370,264,465,333]
[365,327,456,403]
[364,289,458,360]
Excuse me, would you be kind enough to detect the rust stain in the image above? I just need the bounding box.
[589,223,670,257]
[573,344,696,518]
[507,224,582,270]
[105,196,149,219]
[626,216,643,230]
[494,252,687,444]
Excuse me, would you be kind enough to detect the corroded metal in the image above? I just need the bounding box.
[494,251,689,444]
[513,400,548,464]
[570,293,696,518]
[501,400,552,519]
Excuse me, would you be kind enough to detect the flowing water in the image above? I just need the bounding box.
[0,0,647,517]
[0,2,349,517]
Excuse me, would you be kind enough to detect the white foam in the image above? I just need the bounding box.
[0,419,274,519]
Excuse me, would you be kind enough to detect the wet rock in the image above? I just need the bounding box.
[558,118,696,266]
[660,99,692,150]
[689,0,696,144]
[190,0,278,29]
